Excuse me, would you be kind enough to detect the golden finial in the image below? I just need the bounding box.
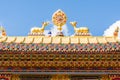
[52,9,67,31]
[113,26,119,37]
[0,26,7,36]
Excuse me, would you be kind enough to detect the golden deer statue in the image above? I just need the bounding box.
[31,22,49,34]
[70,21,89,33]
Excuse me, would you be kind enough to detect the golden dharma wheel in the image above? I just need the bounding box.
[52,9,67,28]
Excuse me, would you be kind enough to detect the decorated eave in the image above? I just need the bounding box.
[0,9,120,54]
[0,36,120,54]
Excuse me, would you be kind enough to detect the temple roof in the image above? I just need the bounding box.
[0,36,119,44]
[0,36,120,53]
[0,10,120,53]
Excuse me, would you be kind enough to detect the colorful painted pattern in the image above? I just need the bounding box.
[0,42,120,53]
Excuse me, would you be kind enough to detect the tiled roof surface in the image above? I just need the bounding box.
[0,36,119,44]
[0,36,120,53]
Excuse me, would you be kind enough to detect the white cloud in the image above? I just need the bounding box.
[44,30,50,36]
[50,25,58,36]
[103,20,120,37]
[62,24,69,36]
[44,24,69,36]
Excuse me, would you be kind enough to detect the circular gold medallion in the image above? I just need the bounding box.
[52,9,67,27]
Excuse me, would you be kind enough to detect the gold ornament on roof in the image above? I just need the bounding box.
[70,21,90,36]
[0,26,7,36]
[31,22,49,34]
[113,27,119,37]
[52,9,67,31]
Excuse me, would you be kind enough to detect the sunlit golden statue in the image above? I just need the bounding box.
[30,22,49,36]
[70,21,90,36]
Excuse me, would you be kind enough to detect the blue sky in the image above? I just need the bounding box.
[0,0,120,36]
